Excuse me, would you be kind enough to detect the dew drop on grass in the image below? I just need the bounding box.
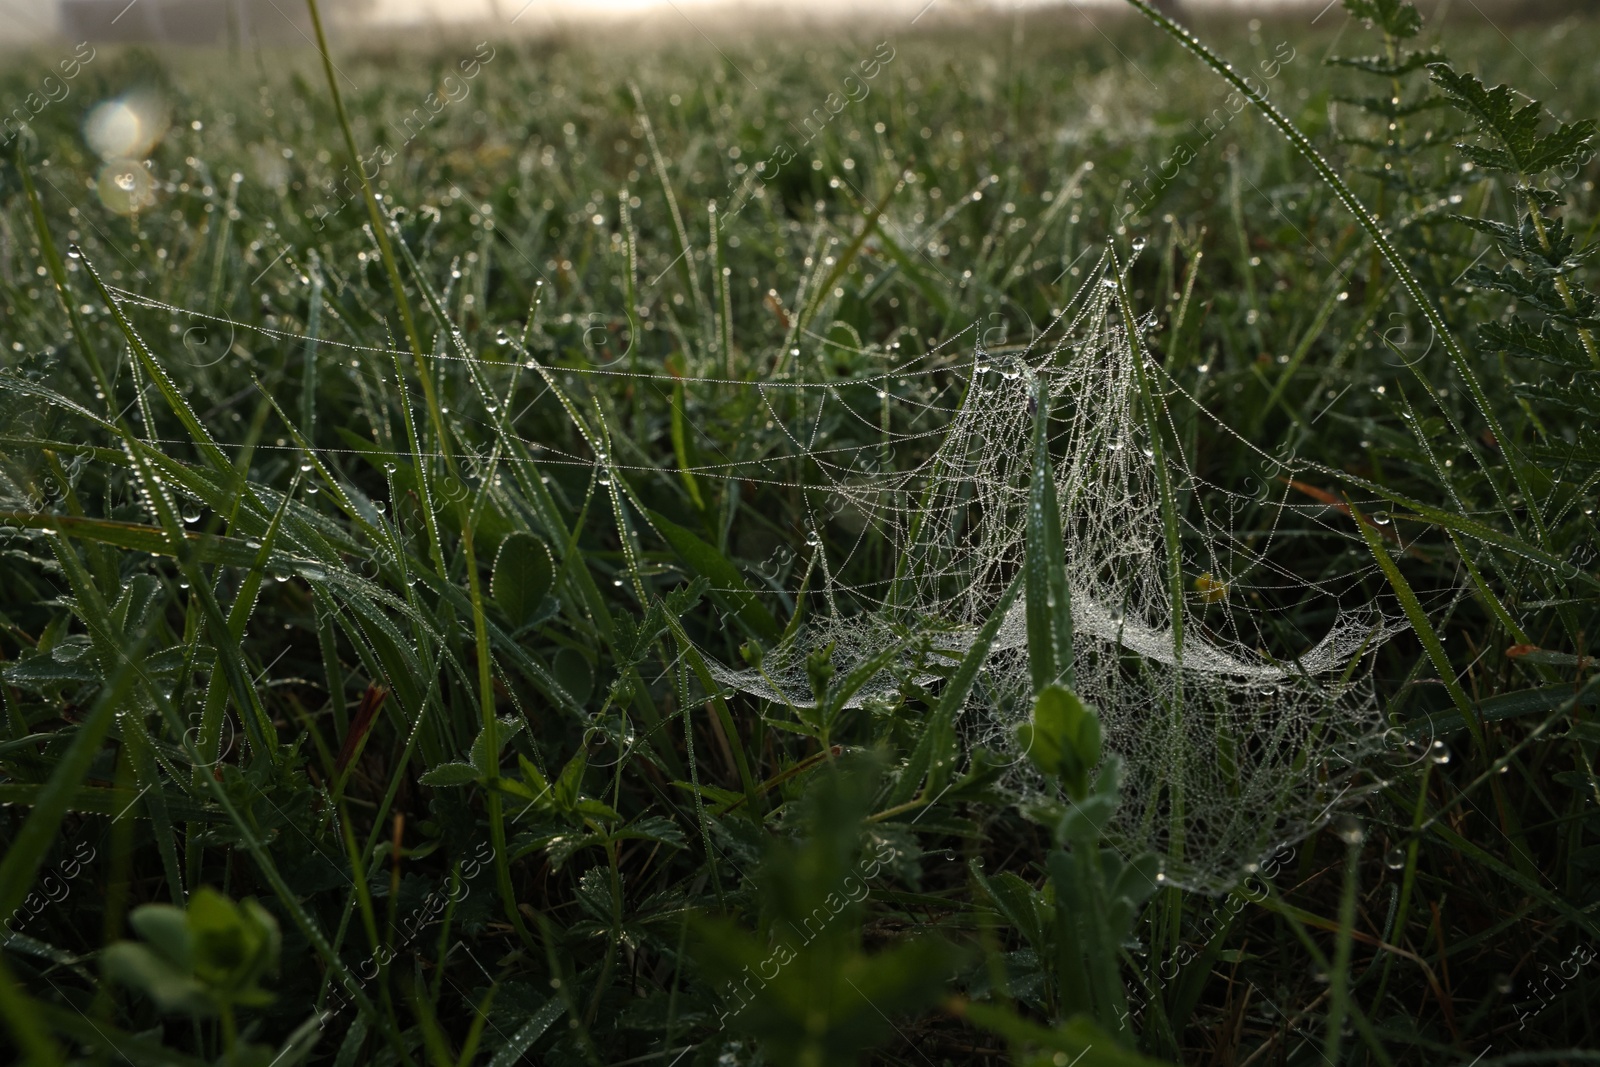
[1371,512,1392,526]
[1131,236,1147,253]
[1385,847,1406,870]
[1430,740,1451,765]
[182,505,202,524]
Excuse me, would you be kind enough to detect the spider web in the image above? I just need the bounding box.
[691,251,1406,888]
[33,236,1408,892]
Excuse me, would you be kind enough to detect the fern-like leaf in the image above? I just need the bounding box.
[1325,49,1443,77]
[1467,264,1600,326]
[1428,65,1597,176]
[1343,0,1424,38]
[1480,320,1591,368]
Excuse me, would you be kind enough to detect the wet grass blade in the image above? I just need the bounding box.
[1026,372,1074,692]
[1349,498,1486,754]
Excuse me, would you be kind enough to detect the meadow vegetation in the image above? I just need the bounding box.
[1,0,1599,1063]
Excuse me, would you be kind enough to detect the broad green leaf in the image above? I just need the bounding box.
[420,763,481,787]
[102,943,210,1014]
[491,532,554,627]
[552,648,593,706]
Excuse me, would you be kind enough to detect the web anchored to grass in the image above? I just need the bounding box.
[694,250,1408,890]
[60,233,1411,892]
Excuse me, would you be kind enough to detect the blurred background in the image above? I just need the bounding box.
[0,0,1581,49]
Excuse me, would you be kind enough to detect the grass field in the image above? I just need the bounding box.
[2,1,1600,1064]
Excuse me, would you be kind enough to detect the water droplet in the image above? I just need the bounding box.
[495,330,510,346]
[273,571,291,583]
[1131,237,1147,253]
[1101,277,1118,289]
[1429,740,1451,765]
[1371,512,1392,526]
[383,461,399,473]
[115,172,137,192]
[300,461,314,473]
[1385,847,1406,870]
[805,530,822,547]
[1196,363,1210,374]
[67,249,81,260]
[182,505,202,524]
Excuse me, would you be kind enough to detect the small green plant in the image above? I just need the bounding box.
[104,888,283,1061]
[689,757,962,1067]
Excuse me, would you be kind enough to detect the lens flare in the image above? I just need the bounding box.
[83,90,169,162]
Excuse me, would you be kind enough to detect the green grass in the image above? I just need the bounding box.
[2,1,1600,1064]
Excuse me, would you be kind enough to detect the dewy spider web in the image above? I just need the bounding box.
[697,251,1406,889]
[81,243,1404,891]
